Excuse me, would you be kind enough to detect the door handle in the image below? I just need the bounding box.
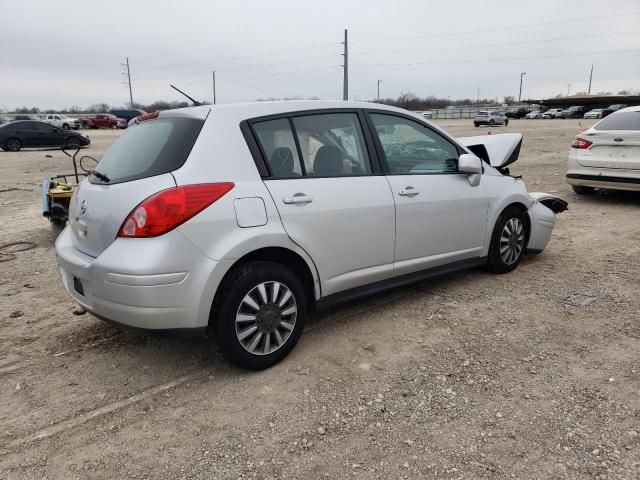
[398,187,420,197]
[283,193,313,205]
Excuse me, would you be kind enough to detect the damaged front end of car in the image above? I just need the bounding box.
[459,133,568,214]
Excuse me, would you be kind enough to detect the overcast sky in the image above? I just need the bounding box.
[1,0,639,110]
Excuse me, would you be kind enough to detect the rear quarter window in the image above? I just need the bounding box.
[90,116,204,184]
[595,111,640,131]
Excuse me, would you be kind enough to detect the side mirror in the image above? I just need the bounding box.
[458,153,483,174]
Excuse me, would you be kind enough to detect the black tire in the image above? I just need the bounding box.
[485,206,528,274]
[62,123,70,130]
[489,119,496,126]
[51,221,65,239]
[5,138,22,152]
[65,137,81,148]
[474,123,479,127]
[572,185,595,195]
[212,261,307,370]
[504,119,509,126]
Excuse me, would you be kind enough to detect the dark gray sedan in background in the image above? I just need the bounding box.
[0,121,90,151]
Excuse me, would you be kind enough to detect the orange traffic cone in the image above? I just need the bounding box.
[487,126,492,135]
[578,121,584,133]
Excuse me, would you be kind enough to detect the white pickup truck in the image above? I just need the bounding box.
[44,114,81,130]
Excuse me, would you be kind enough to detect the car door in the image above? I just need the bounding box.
[251,111,396,296]
[366,112,489,276]
[15,122,41,147]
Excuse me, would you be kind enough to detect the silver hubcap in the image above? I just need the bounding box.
[7,139,19,150]
[500,217,525,265]
[235,281,297,356]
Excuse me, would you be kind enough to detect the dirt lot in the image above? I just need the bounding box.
[1,119,639,479]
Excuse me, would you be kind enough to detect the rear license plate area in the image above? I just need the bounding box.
[73,276,85,296]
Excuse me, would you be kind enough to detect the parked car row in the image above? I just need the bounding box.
[525,104,634,120]
[0,109,147,131]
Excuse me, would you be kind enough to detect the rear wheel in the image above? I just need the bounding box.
[5,138,22,152]
[474,123,479,127]
[65,137,81,148]
[486,206,527,274]
[212,261,307,370]
[504,119,509,126]
[572,185,595,195]
[489,119,496,126]
[51,221,65,239]
[62,123,70,130]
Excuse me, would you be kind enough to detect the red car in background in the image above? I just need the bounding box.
[81,114,127,129]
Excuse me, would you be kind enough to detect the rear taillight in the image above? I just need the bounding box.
[571,137,592,149]
[117,183,234,238]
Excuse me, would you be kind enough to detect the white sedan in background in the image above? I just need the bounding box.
[567,105,640,193]
[542,108,564,119]
[525,110,542,119]
[583,109,604,119]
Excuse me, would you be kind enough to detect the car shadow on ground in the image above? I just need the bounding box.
[576,189,640,206]
[60,267,478,375]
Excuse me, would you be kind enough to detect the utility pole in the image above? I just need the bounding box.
[477,87,480,103]
[567,83,571,96]
[587,64,593,95]
[121,57,134,108]
[518,72,526,103]
[377,80,382,101]
[342,29,348,101]
[212,71,216,104]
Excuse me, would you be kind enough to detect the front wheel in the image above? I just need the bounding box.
[489,119,496,126]
[62,123,70,130]
[474,123,479,127]
[504,119,509,126]
[485,207,527,274]
[212,261,307,370]
[65,137,81,148]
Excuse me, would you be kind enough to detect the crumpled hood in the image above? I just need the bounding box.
[458,133,523,169]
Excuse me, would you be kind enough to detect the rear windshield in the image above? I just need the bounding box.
[90,116,204,184]
[594,111,640,131]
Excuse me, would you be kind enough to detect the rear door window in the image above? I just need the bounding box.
[90,116,204,184]
[595,111,640,131]
[252,118,304,178]
[291,113,372,176]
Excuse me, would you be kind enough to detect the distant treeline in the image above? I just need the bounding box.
[8,100,207,114]
[6,88,637,114]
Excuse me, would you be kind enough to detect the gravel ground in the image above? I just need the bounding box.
[0,119,639,479]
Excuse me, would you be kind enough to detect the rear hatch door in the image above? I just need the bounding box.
[69,109,208,258]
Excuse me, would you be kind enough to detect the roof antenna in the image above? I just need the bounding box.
[170,84,202,106]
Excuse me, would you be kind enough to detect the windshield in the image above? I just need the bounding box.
[90,116,205,184]
[594,111,640,131]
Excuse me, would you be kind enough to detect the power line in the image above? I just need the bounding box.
[351,48,640,68]
[133,54,338,82]
[352,30,640,57]
[135,42,339,71]
[351,11,640,44]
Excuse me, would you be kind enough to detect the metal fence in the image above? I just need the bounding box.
[412,106,508,119]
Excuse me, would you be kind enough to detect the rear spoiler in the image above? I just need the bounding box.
[458,133,523,169]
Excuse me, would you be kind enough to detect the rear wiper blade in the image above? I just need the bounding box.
[92,170,110,183]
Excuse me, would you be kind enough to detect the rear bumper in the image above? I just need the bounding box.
[566,173,640,191]
[567,155,640,191]
[55,227,233,331]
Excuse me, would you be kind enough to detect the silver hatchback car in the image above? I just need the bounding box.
[56,101,565,369]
